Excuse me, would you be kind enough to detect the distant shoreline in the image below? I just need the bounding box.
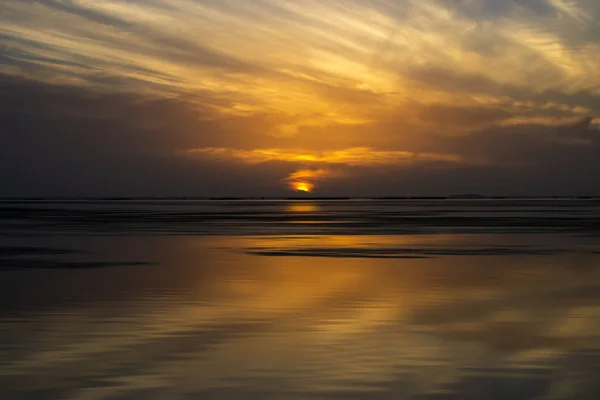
[1,196,599,201]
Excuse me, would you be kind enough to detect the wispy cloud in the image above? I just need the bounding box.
[2,0,600,194]
[2,0,599,131]
[186,147,463,166]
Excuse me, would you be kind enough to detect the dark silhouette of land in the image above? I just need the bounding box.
[1,195,599,202]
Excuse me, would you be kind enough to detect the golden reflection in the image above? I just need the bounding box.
[244,234,461,250]
[285,202,320,213]
[6,234,600,399]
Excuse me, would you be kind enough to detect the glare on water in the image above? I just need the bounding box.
[2,200,600,399]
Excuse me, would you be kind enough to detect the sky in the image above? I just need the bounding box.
[1,0,600,197]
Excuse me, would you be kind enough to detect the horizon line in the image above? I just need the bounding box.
[1,195,600,201]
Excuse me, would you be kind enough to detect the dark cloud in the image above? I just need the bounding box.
[33,0,134,29]
[405,66,528,100]
[3,73,600,197]
[417,103,512,127]
[453,0,556,19]
[0,74,288,196]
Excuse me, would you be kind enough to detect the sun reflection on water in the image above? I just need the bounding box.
[285,202,320,213]
[3,234,600,399]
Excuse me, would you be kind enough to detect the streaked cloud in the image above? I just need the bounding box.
[1,0,600,194]
[3,0,600,121]
[186,147,463,166]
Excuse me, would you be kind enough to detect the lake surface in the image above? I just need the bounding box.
[2,199,600,399]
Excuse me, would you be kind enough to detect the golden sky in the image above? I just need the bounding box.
[1,0,600,195]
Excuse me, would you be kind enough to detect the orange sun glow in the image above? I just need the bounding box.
[293,182,313,193]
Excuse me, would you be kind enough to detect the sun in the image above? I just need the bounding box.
[293,182,313,193]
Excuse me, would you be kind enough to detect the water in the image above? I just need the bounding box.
[1,199,600,399]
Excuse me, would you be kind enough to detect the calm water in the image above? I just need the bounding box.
[2,199,600,399]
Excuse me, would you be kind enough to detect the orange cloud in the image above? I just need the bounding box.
[186,147,462,166]
[186,147,464,192]
[286,169,344,181]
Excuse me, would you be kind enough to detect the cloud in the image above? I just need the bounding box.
[3,0,600,132]
[186,146,467,192]
[186,147,463,166]
[2,72,600,197]
[285,169,344,181]
[2,1,600,196]
[0,73,296,197]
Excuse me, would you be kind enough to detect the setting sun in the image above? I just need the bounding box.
[293,182,313,193]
